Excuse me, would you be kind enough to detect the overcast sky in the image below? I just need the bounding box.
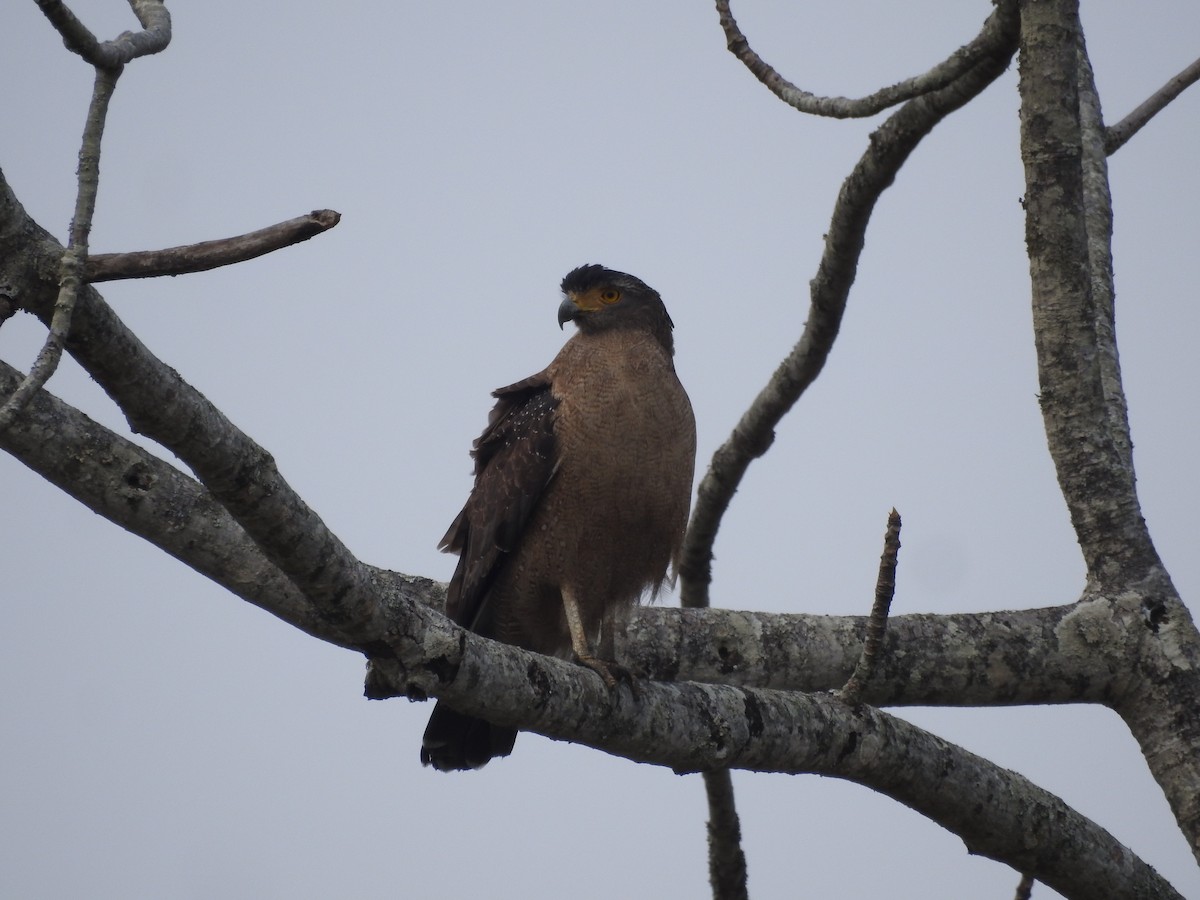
[2,2,1198,898]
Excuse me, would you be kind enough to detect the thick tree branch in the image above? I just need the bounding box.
[85,210,342,282]
[1018,0,1200,863]
[0,66,118,433]
[366,617,1178,900]
[680,3,1019,607]
[1105,56,1200,156]
[716,0,1015,118]
[0,357,357,646]
[0,285,1179,890]
[1017,0,1153,583]
[1075,44,1132,477]
[0,348,1116,709]
[35,0,171,68]
[627,603,1120,705]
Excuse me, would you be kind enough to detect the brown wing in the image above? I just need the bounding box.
[438,371,559,635]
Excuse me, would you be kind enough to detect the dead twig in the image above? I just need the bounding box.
[86,210,342,282]
[1105,56,1200,155]
[838,509,901,706]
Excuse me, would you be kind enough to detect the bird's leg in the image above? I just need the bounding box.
[561,588,631,691]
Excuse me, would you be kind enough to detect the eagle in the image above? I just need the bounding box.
[421,264,696,771]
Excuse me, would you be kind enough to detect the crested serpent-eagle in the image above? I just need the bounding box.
[421,264,696,771]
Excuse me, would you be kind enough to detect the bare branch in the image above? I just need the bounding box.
[0,357,351,645]
[367,632,1179,900]
[838,508,901,706]
[627,602,1121,705]
[0,175,379,641]
[35,0,171,68]
[0,65,119,434]
[86,210,342,282]
[680,4,1018,607]
[1017,0,1154,581]
[0,352,1128,711]
[1105,56,1200,155]
[1019,1,1200,860]
[1015,873,1036,900]
[701,770,748,900]
[715,0,1015,118]
[1076,45,1132,475]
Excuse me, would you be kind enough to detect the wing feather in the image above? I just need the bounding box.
[439,372,559,633]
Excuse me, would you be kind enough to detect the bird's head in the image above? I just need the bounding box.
[557,264,675,354]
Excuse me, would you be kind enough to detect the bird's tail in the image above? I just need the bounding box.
[420,702,517,771]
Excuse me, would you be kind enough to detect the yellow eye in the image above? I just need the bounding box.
[600,289,621,305]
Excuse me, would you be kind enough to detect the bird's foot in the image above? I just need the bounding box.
[575,653,643,698]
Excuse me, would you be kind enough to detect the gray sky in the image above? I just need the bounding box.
[2,2,1198,897]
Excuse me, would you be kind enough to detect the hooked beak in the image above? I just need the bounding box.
[557,295,580,329]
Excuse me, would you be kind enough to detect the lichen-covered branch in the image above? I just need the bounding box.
[626,603,1119,704]
[1018,0,1200,864]
[86,210,342,282]
[366,618,1179,900]
[1017,0,1153,582]
[0,345,1113,709]
[700,770,748,900]
[0,356,351,644]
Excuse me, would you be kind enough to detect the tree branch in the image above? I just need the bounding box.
[3,0,170,428]
[35,0,171,68]
[0,173,379,640]
[366,619,1179,900]
[0,65,119,434]
[627,602,1121,705]
[85,210,342,282]
[838,509,901,706]
[0,290,1179,891]
[715,0,1015,118]
[701,769,748,900]
[1018,0,1200,862]
[1105,56,1200,156]
[680,1,1019,607]
[0,356,362,647]
[0,340,1115,711]
[1018,0,1153,582]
